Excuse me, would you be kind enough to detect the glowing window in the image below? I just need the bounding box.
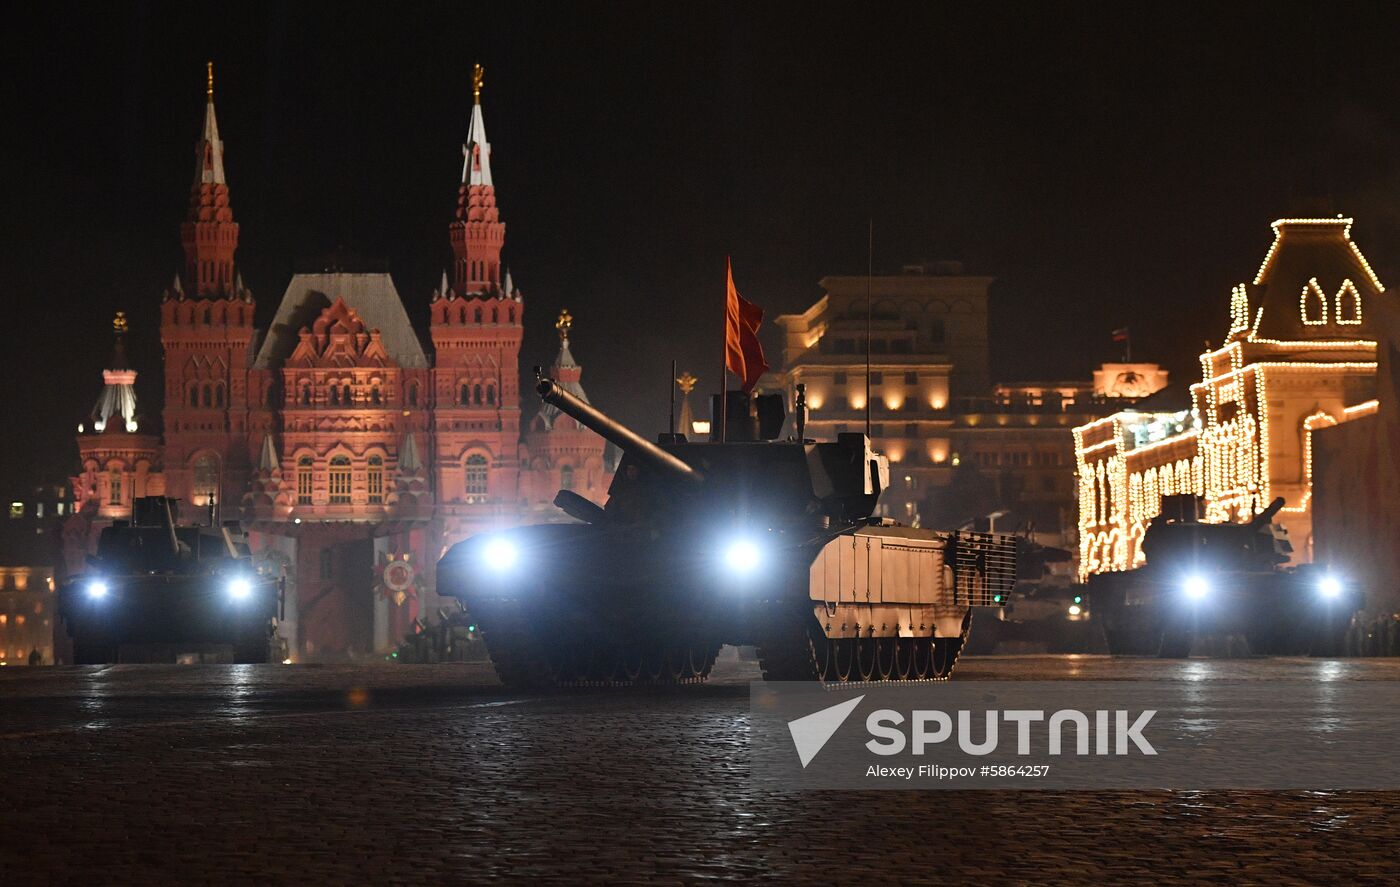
[329,455,351,504]
[465,454,489,501]
[297,456,313,504]
[367,456,384,504]
[193,455,220,505]
[109,471,122,505]
[560,465,574,491]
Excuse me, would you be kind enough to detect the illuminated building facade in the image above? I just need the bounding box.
[63,66,611,658]
[771,263,1163,570]
[1,485,71,665]
[1075,217,1383,578]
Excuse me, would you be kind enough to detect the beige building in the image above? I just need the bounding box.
[770,263,1164,572]
[1074,216,1383,578]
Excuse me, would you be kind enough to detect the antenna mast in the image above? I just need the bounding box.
[865,219,873,438]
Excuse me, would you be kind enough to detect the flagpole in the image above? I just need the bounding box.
[719,258,728,443]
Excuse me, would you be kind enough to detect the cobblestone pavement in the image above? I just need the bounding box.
[4,655,1400,884]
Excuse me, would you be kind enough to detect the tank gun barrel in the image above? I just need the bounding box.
[536,378,703,485]
[1249,496,1286,529]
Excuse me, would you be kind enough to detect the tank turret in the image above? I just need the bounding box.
[57,497,285,664]
[537,375,889,527]
[1140,495,1293,574]
[438,372,1015,688]
[1089,495,1357,658]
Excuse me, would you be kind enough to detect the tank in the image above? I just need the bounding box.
[1088,495,1361,657]
[57,497,287,664]
[436,377,1017,687]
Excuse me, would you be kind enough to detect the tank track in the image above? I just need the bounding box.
[477,600,722,690]
[756,604,970,685]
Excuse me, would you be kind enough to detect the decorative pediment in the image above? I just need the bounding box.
[286,298,393,368]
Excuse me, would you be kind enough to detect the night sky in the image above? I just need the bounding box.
[6,2,1400,494]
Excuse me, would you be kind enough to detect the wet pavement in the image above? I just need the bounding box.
[4,654,1400,883]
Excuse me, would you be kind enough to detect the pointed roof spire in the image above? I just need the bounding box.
[461,63,493,187]
[538,309,589,428]
[91,312,139,433]
[172,272,184,295]
[258,434,280,471]
[399,432,423,472]
[440,269,449,296]
[503,267,514,295]
[195,61,226,186]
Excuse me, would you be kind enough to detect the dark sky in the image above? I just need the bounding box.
[6,1,1400,494]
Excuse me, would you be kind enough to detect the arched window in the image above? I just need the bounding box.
[370,386,381,405]
[189,386,199,408]
[213,384,225,408]
[343,384,353,404]
[193,454,220,506]
[297,455,313,504]
[486,385,496,406]
[1302,279,1328,325]
[407,382,419,407]
[473,384,483,405]
[474,308,482,323]
[460,383,469,405]
[109,470,122,505]
[329,455,351,504]
[1337,280,1363,324]
[465,454,489,501]
[507,306,515,323]
[201,384,212,408]
[491,307,498,323]
[329,385,339,405]
[367,455,384,504]
[300,383,312,406]
[559,465,574,492]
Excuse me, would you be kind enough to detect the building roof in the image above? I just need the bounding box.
[536,337,590,429]
[91,315,139,433]
[462,99,493,187]
[194,95,226,186]
[254,273,428,369]
[1243,217,1388,343]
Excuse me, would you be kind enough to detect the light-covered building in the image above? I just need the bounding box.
[1074,216,1383,578]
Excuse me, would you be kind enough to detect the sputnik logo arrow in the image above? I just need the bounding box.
[787,694,864,768]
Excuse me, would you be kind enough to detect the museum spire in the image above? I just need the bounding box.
[449,63,506,296]
[180,61,240,297]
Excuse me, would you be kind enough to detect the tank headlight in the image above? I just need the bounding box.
[1183,574,1210,601]
[1318,575,1343,600]
[723,539,762,573]
[1067,604,1082,616]
[482,538,518,572]
[86,580,109,600]
[228,577,253,601]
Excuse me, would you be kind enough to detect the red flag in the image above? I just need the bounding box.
[724,258,769,393]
